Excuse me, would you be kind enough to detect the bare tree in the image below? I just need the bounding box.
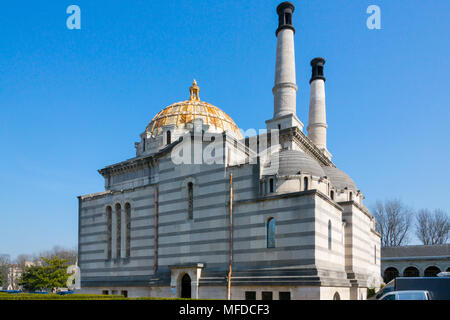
[0,254,11,288]
[38,246,78,265]
[372,199,413,247]
[415,209,449,245]
[15,254,32,271]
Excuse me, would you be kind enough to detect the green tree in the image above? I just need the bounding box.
[19,257,70,292]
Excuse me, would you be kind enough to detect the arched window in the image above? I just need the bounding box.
[267,218,276,248]
[142,138,146,152]
[403,266,419,277]
[349,192,353,201]
[188,182,193,220]
[166,130,171,145]
[424,266,441,277]
[269,179,274,193]
[384,267,399,283]
[330,190,334,200]
[125,203,131,258]
[106,206,112,259]
[304,177,308,191]
[115,203,121,258]
[333,292,340,300]
[328,221,332,250]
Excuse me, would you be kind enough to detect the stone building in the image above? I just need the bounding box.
[381,244,450,283]
[3,261,37,291]
[77,2,381,300]
[5,264,22,291]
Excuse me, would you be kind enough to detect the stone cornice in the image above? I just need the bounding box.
[98,139,181,177]
[339,200,374,220]
[381,255,450,261]
[371,228,382,238]
[78,191,112,201]
[78,183,154,201]
[282,127,334,167]
[234,189,344,213]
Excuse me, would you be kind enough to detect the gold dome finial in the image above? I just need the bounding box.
[189,79,200,101]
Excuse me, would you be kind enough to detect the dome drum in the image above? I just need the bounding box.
[262,149,326,177]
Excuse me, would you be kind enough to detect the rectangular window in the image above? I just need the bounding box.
[374,246,377,264]
[279,292,291,300]
[116,205,122,259]
[285,13,292,25]
[245,291,256,300]
[188,182,194,219]
[126,204,131,258]
[102,290,109,295]
[318,66,324,75]
[121,290,128,298]
[261,292,273,300]
[106,207,112,259]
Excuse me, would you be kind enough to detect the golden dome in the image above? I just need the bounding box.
[146,81,242,139]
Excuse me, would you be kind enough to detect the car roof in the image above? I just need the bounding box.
[379,290,429,299]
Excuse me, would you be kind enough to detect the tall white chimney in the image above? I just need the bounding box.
[266,2,303,132]
[307,57,331,159]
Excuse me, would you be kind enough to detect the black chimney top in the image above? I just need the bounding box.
[310,57,326,83]
[276,2,295,36]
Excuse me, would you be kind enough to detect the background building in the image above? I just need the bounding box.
[5,264,22,291]
[381,244,450,283]
[3,261,35,291]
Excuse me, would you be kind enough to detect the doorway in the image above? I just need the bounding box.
[181,274,191,298]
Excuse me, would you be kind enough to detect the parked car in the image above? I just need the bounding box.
[374,277,450,300]
[370,280,395,300]
[56,290,74,295]
[379,290,431,300]
[437,272,450,277]
[6,290,21,294]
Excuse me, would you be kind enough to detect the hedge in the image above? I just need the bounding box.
[0,293,126,300]
[0,293,192,300]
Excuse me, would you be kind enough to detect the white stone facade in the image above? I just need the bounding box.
[77,2,381,300]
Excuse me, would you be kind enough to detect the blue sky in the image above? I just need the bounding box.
[1,0,449,259]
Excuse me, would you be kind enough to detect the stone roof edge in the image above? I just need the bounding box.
[97,139,182,176]
[288,127,335,168]
[381,255,450,261]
